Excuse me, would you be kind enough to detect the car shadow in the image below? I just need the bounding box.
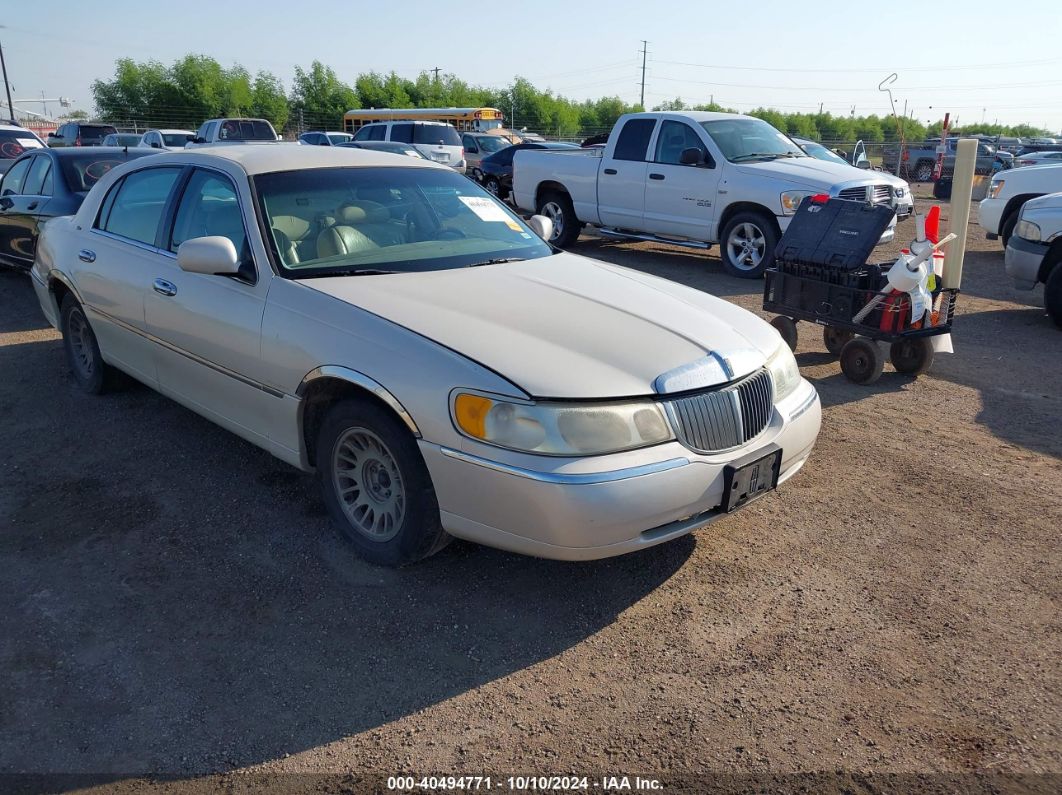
[0,270,52,334]
[0,331,694,777]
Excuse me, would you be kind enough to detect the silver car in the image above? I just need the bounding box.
[31,146,821,566]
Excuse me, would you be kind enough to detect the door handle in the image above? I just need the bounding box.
[78,249,96,263]
[26,201,38,211]
[0,197,12,210]
[603,168,617,175]
[153,278,177,297]
[649,173,665,180]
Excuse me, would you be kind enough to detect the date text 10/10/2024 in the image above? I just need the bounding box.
[386,776,664,791]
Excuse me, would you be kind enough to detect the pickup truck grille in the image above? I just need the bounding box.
[662,369,773,453]
[837,185,892,205]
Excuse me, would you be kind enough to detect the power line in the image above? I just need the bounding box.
[649,56,1062,74]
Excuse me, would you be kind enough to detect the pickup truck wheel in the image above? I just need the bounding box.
[1000,210,1019,249]
[60,295,124,395]
[537,191,580,247]
[914,160,934,182]
[721,211,777,279]
[1044,263,1062,329]
[317,399,450,567]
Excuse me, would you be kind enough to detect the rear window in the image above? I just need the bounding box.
[0,130,44,160]
[162,133,192,147]
[414,124,461,146]
[217,120,275,141]
[59,151,151,192]
[79,125,117,140]
[612,119,656,161]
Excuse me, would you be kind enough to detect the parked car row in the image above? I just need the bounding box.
[11,143,821,567]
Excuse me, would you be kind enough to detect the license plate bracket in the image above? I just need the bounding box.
[721,445,782,512]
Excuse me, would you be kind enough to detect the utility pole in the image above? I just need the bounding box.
[0,35,14,123]
[819,102,823,114]
[639,40,648,109]
[431,67,441,81]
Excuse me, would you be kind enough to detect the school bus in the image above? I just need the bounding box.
[342,107,505,134]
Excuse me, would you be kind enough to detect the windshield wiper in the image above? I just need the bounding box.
[466,257,526,268]
[731,152,787,162]
[297,268,402,278]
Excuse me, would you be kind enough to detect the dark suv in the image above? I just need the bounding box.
[47,122,117,148]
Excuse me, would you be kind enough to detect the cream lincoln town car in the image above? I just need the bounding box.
[31,146,821,566]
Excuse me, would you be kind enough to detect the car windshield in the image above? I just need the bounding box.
[218,120,275,141]
[800,140,848,165]
[413,125,462,146]
[478,136,509,153]
[162,133,192,147]
[0,130,43,160]
[254,166,552,277]
[700,118,805,162]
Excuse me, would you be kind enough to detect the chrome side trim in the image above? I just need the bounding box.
[297,365,420,437]
[439,447,690,484]
[91,307,285,399]
[787,390,818,422]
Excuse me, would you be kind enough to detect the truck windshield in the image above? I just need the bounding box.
[218,120,276,141]
[700,119,805,163]
[254,166,552,277]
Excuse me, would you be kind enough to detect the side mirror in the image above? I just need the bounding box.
[527,214,554,242]
[856,160,871,169]
[151,141,161,149]
[192,136,206,145]
[176,236,241,275]
[679,147,704,166]
[467,145,478,154]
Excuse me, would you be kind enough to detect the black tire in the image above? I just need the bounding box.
[1043,262,1062,329]
[914,160,934,182]
[1000,210,1019,250]
[770,316,798,351]
[60,295,123,394]
[316,398,450,567]
[483,176,504,198]
[889,337,935,375]
[536,190,580,248]
[823,326,854,357]
[839,337,884,385]
[720,210,779,279]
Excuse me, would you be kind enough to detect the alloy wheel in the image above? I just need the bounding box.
[331,427,406,542]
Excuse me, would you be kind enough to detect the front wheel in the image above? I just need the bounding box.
[720,211,778,279]
[1000,210,1019,250]
[536,190,580,247]
[316,399,450,567]
[1042,262,1062,329]
[483,176,504,198]
[823,327,854,357]
[839,337,884,385]
[770,316,798,351]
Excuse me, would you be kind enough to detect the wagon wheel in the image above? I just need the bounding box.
[839,338,884,384]
[889,337,935,375]
[770,316,798,351]
[823,327,854,357]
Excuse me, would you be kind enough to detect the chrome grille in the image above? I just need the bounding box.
[663,369,774,453]
[837,184,892,205]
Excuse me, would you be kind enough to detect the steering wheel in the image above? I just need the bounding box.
[432,227,466,240]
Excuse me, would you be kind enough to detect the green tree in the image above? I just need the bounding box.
[251,71,289,130]
[290,61,357,128]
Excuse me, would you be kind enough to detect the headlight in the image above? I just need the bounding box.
[780,191,813,215]
[988,179,1005,199]
[765,344,801,402]
[1015,219,1041,242]
[452,392,674,456]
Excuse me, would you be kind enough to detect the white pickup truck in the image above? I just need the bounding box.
[512,111,901,278]
[186,118,280,148]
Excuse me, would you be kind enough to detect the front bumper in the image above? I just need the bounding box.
[979,197,1003,237]
[420,379,821,560]
[1005,235,1048,289]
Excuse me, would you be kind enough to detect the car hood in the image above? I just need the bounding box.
[296,254,782,399]
[1023,191,1062,212]
[733,156,891,190]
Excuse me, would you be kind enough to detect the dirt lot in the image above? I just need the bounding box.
[1,187,1059,794]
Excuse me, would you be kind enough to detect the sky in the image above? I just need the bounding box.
[3,0,1061,132]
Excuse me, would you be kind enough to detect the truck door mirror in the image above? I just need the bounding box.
[679,147,704,166]
[527,214,554,242]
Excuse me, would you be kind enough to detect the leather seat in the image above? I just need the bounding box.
[334,201,406,247]
[316,223,379,259]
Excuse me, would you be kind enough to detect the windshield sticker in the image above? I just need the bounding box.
[459,195,511,222]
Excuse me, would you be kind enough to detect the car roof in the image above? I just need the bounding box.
[43,146,154,158]
[645,110,756,123]
[362,120,452,127]
[148,144,445,175]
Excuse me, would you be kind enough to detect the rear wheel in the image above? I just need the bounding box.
[536,190,580,247]
[889,337,935,375]
[720,211,778,279]
[839,337,884,384]
[316,399,450,567]
[483,175,505,199]
[60,295,124,394]
[823,327,854,357]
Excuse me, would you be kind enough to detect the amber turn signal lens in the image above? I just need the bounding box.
[453,394,493,438]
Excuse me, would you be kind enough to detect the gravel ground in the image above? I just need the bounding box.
[0,186,1059,794]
